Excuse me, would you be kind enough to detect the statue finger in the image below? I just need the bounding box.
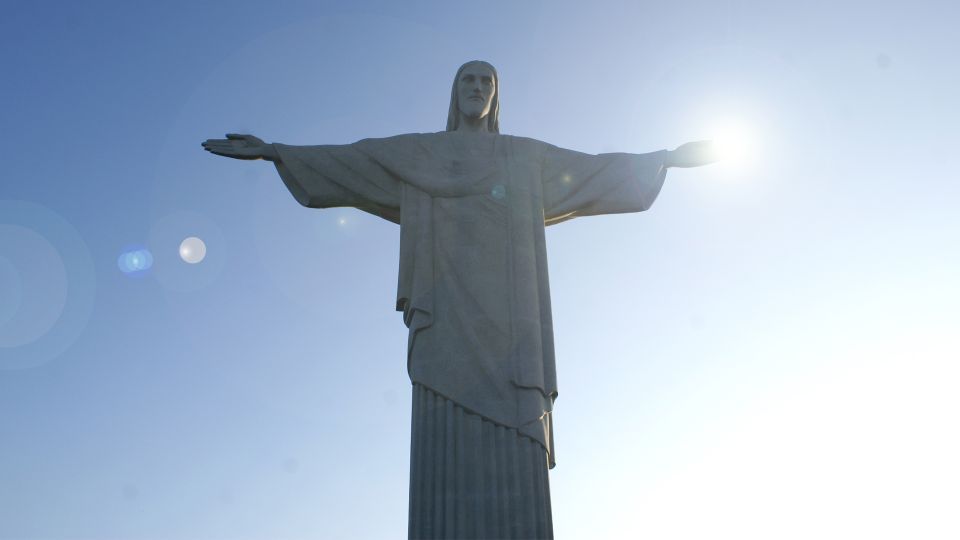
[205,142,236,151]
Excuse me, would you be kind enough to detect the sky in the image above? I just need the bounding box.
[1,0,958,538]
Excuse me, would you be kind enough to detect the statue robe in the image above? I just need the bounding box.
[274,131,668,470]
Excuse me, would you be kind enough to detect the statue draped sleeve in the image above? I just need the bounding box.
[271,139,404,224]
[538,143,669,225]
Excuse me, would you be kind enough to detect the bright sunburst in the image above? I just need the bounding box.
[710,118,756,165]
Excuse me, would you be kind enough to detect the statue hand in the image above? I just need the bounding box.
[666,140,720,168]
[202,133,274,161]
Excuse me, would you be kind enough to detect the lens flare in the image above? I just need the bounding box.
[0,256,22,327]
[0,200,95,370]
[148,212,224,292]
[179,236,207,264]
[117,248,153,274]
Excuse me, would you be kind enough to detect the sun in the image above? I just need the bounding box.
[710,118,756,165]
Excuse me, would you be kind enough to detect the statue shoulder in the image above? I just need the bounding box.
[348,132,436,156]
[505,134,548,148]
[498,134,552,163]
[353,132,428,145]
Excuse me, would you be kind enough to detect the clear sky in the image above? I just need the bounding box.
[2,0,958,538]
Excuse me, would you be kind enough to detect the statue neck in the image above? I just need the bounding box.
[456,113,490,133]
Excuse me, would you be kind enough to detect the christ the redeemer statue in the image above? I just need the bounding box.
[203,60,715,540]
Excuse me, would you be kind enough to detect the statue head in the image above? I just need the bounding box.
[446,60,500,133]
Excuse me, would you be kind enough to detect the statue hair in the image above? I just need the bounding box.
[446,60,500,133]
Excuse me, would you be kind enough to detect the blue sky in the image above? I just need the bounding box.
[2,0,958,538]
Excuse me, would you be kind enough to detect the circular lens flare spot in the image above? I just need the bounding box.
[117,248,153,274]
[0,225,68,348]
[179,237,207,264]
[0,256,23,327]
[0,200,95,369]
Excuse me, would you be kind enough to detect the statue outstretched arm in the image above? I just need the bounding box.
[202,133,402,223]
[540,142,670,224]
[202,134,279,162]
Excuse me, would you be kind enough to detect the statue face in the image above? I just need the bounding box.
[456,63,496,121]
